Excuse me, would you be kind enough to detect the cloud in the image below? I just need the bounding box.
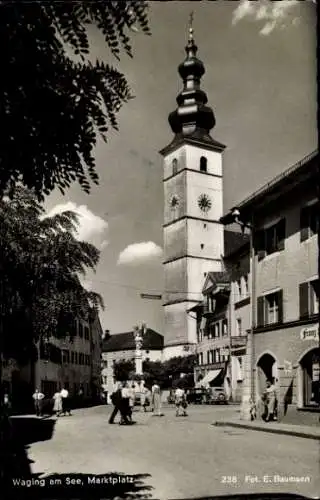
[47,202,108,247]
[117,241,163,266]
[232,0,301,36]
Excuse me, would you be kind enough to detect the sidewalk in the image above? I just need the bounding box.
[212,417,320,440]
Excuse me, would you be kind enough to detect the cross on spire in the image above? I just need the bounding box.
[188,11,194,41]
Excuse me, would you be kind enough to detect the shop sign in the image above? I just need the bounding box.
[300,325,319,342]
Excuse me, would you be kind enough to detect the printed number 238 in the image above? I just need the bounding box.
[221,476,238,484]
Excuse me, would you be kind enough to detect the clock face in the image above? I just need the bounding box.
[170,194,180,209]
[198,193,212,213]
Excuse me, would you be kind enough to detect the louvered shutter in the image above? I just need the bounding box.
[257,296,265,327]
[299,282,309,319]
[277,289,283,323]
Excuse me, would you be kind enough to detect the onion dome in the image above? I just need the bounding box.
[168,23,216,137]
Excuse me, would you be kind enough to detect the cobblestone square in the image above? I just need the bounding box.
[27,405,320,499]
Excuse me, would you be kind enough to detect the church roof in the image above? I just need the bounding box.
[102,329,164,353]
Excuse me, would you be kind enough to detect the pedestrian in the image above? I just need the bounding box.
[263,380,277,422]
[109,383,124,424]
[32,388,45,417]
[77,386,84,408]
[53,389,62,417]
[139,380,148,412]
[60,386,72,416]
[3,392,11,415]
[128,382,135,421]
[121,382,135,424]
[175,386,188,417]
[151,381,163,417]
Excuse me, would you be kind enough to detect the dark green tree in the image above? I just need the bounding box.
[0,186,104,367]
[0,1,150,200]
[113,360,135,382]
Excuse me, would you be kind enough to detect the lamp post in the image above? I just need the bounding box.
[133,323,146,376]
[230,209,255,421]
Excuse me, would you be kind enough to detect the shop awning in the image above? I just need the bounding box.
[201,369,222,387]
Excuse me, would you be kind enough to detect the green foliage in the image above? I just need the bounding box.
[0,1,150,200]
[0,186,104,363]
[114,359,135,382]
[143,356,196,388]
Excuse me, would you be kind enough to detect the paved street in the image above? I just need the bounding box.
[27,405,319,499]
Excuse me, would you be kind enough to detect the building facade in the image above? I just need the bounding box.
[3,311,103,411]
[160,27,225,360]
[101,329,164,400]
[221,151,319,424]
[192,232,249,401]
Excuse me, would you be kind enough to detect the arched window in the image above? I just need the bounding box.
[300,347,320,407]
[200,156,207,172]
[172,158,178,175]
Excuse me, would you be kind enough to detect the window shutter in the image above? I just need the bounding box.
[300,207,309,242]
[257,296,265,327]
[277,219,286,251]
[255,230,266,261]
[299,282,309,319]
[277,289,283,323]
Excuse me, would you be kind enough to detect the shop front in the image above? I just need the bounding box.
[254,322,319,425]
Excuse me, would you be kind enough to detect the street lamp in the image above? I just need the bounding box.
[133,323,146,376]
[230,208,256,421]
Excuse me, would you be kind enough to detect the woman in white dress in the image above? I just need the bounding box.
[53,390,62,416]
[151,381,163,416]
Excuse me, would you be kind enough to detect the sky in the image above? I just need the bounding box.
[45,0,317,335]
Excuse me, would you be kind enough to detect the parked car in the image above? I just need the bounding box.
[186,388,209,405]
[207,387,228,405]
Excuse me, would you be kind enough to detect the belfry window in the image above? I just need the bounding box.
[172,158,178,175]
[200,156,207,172]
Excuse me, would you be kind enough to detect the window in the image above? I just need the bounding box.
[222,319,228,336]
[236,280,242,301]
[255,219,286,259]
[172,158,178,175]
[257,290,283,327]
[200,156,207,172]
[71,352,75,364]
[300,203,319,242]
[200,243,204,250]
[204,272,207,278]
[203,223,207,229]
[62,350,70,364]
[214,322,220,338]
[236,318,242,336]
[207,351,210,364]
[243,275,249,296]
[300,348,320,407]
[299,279,319,318]
[84,326,90,340]
[79,323,84,338]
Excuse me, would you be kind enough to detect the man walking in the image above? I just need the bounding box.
[109,383,123,424]
[60,386,72,416]
[32,388,45,417]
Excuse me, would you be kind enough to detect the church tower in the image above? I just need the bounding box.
[159,19,226,360]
